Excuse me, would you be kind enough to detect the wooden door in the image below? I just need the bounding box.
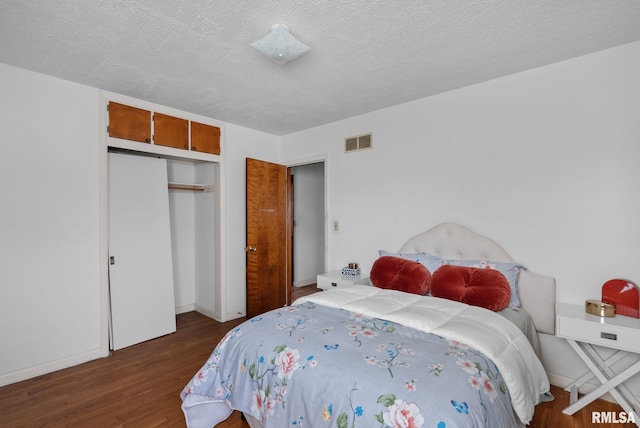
[108,152,176,350]
[246,158,289,318]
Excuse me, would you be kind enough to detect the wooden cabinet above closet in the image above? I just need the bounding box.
[108,102,151,143]
[154,112,189,150]
[107,101,221,156]
[191,121,221,155]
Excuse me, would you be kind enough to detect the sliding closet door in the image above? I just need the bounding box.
[108,152,176,350]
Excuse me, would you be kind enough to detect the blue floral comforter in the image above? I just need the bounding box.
[181,298,531,428]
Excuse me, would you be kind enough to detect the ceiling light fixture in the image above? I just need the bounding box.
[250,24,310,65]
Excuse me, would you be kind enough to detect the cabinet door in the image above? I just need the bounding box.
[154,112,189,150]
[191,121,221,154]
[108,102,151,143]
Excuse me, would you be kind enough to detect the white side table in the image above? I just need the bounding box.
[316,271,370,290]
[557,302,640,424]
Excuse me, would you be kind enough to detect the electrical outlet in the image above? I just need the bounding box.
[333,219,339,232]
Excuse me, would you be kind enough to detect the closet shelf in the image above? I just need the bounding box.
[168,182,214,192]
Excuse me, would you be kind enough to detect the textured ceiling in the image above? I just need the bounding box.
[2,1,640,136]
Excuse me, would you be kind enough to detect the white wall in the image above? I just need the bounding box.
[0,63,103,384]
[281,41,640,393]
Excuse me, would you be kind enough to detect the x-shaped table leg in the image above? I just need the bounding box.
[563,339,640,427]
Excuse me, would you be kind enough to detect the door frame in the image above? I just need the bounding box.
[285,155,329,277]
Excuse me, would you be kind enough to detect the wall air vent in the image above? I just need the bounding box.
[345,133,372,153]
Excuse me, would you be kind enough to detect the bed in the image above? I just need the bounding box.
[181,222,556,428]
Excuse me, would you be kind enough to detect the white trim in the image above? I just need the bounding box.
[176,304,196,315]
[98,94,111,357]
[216,143,227,321]
[284,154,329,273]
[293,278,317,287]
[194,304,222,321]
[107,137,221,162]
[225,311,245,321]
[284,154,326,168]
[0,349,105,388]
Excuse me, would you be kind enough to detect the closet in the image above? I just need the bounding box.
[166,157,218,319]
[104,94,223,350]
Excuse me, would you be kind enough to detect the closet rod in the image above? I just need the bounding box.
[168,182,213,192]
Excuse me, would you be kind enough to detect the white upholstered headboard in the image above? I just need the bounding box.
[398,223,556,335]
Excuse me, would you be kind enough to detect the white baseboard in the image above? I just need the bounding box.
[194,304,223,322]
[293,278,316,287]
[0,348,106,388]
[179,304,245,321]
[226,311,246,321]
[175,304,195,315]
[0,305,241,389]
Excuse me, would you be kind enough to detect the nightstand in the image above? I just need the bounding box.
[556,302,640,422]
[316,271,370,290]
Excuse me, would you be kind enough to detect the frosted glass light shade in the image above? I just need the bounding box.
[250,24,310,65]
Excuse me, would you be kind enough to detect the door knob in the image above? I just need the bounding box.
[245,246,257,252]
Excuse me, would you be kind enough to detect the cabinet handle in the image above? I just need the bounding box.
[192,145,198,151]
[331,282,337,287]
[601,332,617,340]
[245,246,257,252]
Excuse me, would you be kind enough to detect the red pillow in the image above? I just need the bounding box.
[370,256,431,295]
[429,265,511,311]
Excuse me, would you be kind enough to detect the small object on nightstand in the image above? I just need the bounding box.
[341,268,360,277]
[585,299,615,317]
[602,279,640,318]
[341,265,361,278]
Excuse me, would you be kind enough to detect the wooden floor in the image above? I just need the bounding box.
[0,285,635,427]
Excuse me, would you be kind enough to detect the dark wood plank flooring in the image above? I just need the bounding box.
[0,285,635,427]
